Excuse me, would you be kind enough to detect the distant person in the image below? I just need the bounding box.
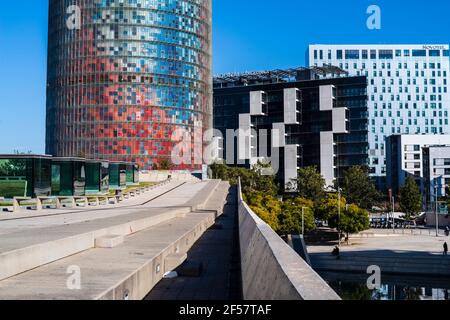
[445,226,449,237]
[444,242,448,256]
[332,246,340,259]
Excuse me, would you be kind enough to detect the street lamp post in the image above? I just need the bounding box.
[392,196,395,233]
[301,207,305,236]
[338,188,341,247]
[435,183,439,237]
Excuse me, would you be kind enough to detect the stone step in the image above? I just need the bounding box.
[0,211,220,300]
[0,180,233,300]
[0,207,191,282]
[0,180,225,283]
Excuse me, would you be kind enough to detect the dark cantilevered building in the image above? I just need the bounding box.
[213,66,369,190]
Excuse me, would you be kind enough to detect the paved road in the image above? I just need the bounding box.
[308,233,450,256]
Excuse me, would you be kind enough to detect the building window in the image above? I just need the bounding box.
[412,50,427,57]
[379,50,393,59]
[345,50,360,59]
[362,50,368,59]
[337,50,343,59]
[429,50,440,57]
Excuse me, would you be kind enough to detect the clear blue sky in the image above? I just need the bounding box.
[0,0,449,154]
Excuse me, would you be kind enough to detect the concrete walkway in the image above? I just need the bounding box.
[308,234,450,276]
[145,187,242,300]
[0,180,230,299]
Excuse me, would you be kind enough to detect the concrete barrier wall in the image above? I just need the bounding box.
[238,181,340,300]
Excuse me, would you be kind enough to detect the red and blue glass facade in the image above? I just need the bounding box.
[46,0,212,170]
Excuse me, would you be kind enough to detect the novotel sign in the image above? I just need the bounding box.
[422,45,447,50]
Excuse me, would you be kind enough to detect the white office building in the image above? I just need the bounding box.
[386,134,450,203]
[309,45,450,189]
[423,145,450,208]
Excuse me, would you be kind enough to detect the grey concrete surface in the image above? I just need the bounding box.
[0,181,221,283]
[0,180,230,300]
[237,181,340,300]
[145,185,242,301]
[309,234,450,276]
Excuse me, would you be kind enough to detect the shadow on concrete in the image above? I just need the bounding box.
[145,187,243,301]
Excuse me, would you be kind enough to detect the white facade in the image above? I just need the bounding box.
[386,134,450,198]
[309,44,450,185]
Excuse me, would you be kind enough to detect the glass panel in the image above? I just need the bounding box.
[100,162,110,194]
[86,163,100,194]
[52,162,73,196]
[119,164,127,188]
[126,165,133,185]
[73,161,86,196]
[109,164,120,189]
[134,164,140,184]
[33,158,51,197]
[0,158,31,197]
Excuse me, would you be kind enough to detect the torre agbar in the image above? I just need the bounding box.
[45,0,213,170]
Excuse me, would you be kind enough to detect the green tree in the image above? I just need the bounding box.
[316,193,347,221]
[278,197,316,235]
[340,166,380,209]
[399,176,422,220]
[210,161,278,196]
[289,166,326,206]
[158,159,173,171]
[245,191,281,231]
[330,204,370,241]
[318,194,369,241]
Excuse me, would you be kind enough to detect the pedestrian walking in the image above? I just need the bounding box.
[444,242,448,256]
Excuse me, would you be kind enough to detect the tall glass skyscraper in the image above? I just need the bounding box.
[46,0,212,170]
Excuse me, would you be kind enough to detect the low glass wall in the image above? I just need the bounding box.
[134,164,140,184]
[0,156,138,198]
[86,162,100,194]
[51,159,86,196]
[110,163,127,190]
[33,158,52,197]
[0,157,51,198]
[100,162,110,194]
[85,161,110,194]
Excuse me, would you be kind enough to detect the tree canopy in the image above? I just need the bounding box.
[340,166,380,209]
[210,161,279,196]
[399,176,422,219]
[211,162,372,238]
[289,166,326,206]
[278,197,316,235]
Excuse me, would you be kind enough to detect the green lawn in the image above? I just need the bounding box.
[0,181,27,198]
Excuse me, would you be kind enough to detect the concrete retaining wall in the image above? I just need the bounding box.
[426,212,450,228]
[310,252,450,277]
[238,181,340,300]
